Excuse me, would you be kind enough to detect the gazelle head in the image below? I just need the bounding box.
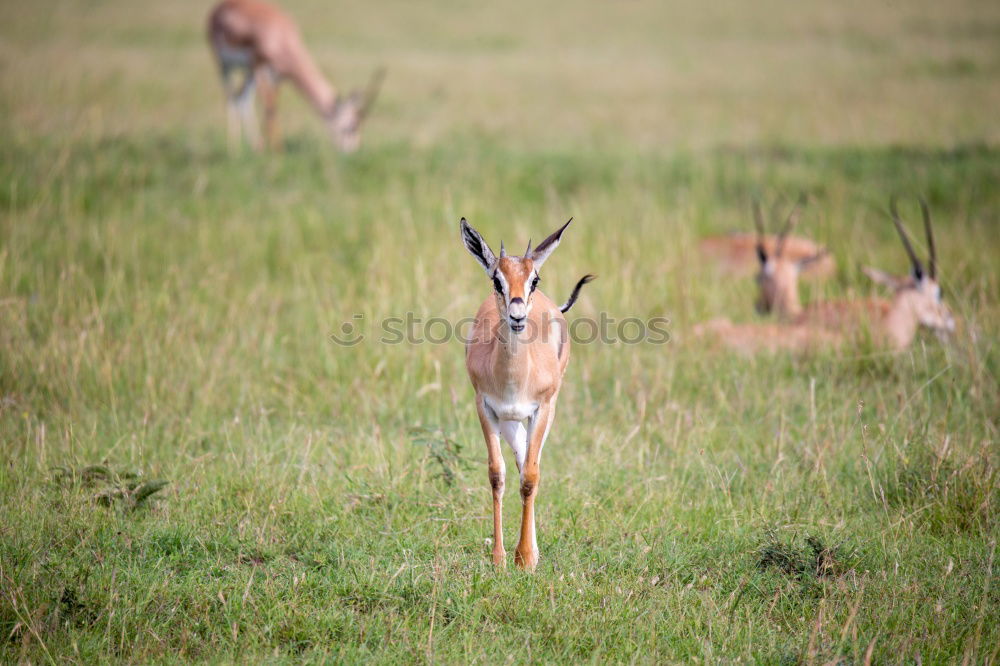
[882,197,955,339]
[327,68,385,153]
[460,217,573,334]
[753,194,828,318]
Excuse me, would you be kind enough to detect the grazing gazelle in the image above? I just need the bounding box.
[461,217,594,570]
[699,196,835,280]
[207,0,384,152]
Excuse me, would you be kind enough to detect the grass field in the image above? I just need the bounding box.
[2,0,999,662]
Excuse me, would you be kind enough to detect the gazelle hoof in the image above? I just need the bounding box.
[492,550,507,567]
[514,549,539,571]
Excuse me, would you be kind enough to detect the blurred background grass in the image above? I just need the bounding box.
[1,0,998,662]
[2,0,999,148]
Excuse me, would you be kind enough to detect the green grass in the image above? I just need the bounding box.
[2,0,999,662]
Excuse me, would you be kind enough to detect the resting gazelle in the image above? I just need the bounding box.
[699,197,955,353]
[698,195,836,280]
[797,197,955,349]
[691,195,836,353]
[461,218,593,570]
[752,193,830,318]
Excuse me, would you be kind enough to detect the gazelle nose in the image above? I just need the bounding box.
[508,298,526,319]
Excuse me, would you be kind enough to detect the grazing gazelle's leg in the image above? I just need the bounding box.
[476,396,506,566]
[232,72,261,150]
[217,64,242,152]
[256,65,281,151]
[515,399,555,571]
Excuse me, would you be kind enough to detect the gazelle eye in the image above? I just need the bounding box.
[492,277,503,293]
[530,277,540,292]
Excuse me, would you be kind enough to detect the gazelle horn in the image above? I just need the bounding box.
[776,192,806,258]
[752,197,766,259]
[890,196,925,279]
[920,198,936,279]
[358,67,386,120]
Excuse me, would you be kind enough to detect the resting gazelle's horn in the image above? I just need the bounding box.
[357,67,386,120]
[752,197,767,262]
[890,196,926,280]
[775,192,807,258]
[920,197,936,280]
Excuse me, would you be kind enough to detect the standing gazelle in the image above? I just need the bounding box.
[461,218,594,570]
[207,0,384,152]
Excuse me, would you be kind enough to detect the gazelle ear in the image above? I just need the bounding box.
[528,218,572,269]
[863,266,913,291]
[460,218,497,273]
[797,248,829,271]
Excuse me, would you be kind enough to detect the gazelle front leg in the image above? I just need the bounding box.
[218,65,242,153]
[515,399,554,571]
[231,71,262,151]
[475,395,506,566]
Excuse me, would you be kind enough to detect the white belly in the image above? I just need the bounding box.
[484,395,537,422]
